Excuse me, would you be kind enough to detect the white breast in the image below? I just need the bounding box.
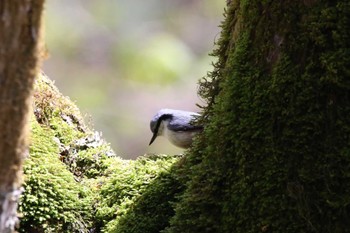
[163,126,197,149]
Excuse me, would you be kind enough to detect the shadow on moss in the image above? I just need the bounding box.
[95,154,185,233]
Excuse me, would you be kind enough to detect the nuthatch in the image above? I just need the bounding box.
[149,109,203,149]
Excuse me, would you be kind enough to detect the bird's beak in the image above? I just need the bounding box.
[149,133,158,145]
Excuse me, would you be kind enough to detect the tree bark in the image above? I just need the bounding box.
[0,1,45,232]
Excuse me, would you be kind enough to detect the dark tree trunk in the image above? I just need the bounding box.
[0,1,44,232]
[166,1,350,232]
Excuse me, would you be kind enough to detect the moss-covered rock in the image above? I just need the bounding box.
[19,73,183,232]
[18,73,116,232]
[19,119,93,232]
[32,73,116,179]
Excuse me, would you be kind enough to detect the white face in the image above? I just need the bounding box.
[156,120,166,136]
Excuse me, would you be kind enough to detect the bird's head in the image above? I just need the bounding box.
[149,111,172,145]
[149,109,202,147]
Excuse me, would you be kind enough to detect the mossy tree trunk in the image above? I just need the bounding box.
[0,1,44,232]
[166,1,350,232]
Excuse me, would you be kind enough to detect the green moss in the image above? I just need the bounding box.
[19,119,93,233]
[19,73,118,232]
[21,1,349,232]
[21,2,350,232]
[49,114,84,145]
[32,73,116,179]
[96,154,183,233]
[20,72,184,232]
[166,1,350,233]
[33,73,84,129]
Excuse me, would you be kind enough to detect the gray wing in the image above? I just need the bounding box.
[167,115,203,132]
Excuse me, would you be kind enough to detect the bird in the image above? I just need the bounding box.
[149,109,203,149]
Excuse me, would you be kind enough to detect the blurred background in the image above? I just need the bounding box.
[43,0,225,159]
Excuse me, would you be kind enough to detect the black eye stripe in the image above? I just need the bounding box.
[153,114,172,135]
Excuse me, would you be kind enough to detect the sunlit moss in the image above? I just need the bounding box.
[19,73,117,232]
[19,119,92,232]
[19,73,183,233]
